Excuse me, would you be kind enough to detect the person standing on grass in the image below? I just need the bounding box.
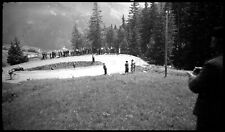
[131,59,136,73]
[131,60,133,73]
[103,63,107,75]
[187,26,223,131]
[125,61,129,74]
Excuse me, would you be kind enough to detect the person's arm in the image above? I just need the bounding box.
[187,63,214,93]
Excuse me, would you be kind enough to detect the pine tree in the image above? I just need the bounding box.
[122,14,126,29]
[144,3,164,64]
[106,24,114,49]
[170,2,224,70]
[71,24,83,51]
[170,2,191,69]
[7,37,28,65]
[127,2,141,56]
[164,2,177,65]
[82,29,92,50]
[101,25,107,49]
[113,25,119,53]
[119,15,129,54]
[88,2,103,53]
[139,2,153,56]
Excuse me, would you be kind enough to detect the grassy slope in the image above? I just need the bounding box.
[2,69,197,130]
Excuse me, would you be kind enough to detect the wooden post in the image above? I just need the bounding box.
[165,10,168,78]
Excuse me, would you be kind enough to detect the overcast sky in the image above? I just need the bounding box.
[3,2,145,50]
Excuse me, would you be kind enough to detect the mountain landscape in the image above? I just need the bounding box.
[3,2,133,50]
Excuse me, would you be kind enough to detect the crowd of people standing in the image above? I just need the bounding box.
[41,50,70,60]
[41,47,120,60]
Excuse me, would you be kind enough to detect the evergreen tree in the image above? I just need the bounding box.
[88,2,103,53]
[144,2,165,65]
[139,2,153,55]
[171,2,223,70]
[122,14,126,29]
[170,2,191,69]
[118,26,128,54]
[82,29,92,50]
[164,2,177,65]
[71,24,83,51]
[7,37,28,65]
[101,25,107,49]
[142,2,177,65]
[106,24,114,49]
[127,2,141,56]
[119,15,129,54]
[113,25,119,53]
[114,25,117,30]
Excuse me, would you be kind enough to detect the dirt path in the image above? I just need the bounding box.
[2,54,149,83]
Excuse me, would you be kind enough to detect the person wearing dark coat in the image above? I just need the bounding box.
[125,61,129,73]
[103,63,107,75]
[187,26,223,130]
[92,54,95,64]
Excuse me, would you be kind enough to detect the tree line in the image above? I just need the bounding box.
[71,2,223,70]
[7,2,223,69]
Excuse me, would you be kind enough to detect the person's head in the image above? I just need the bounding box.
[131,59,133,62]
[126,61,128,63]
[210,26,223,55]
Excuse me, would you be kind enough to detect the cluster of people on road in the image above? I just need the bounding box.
[41,47,121,61]
[42,50,70,60]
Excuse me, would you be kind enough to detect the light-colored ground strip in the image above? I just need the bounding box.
[2,54,149,83]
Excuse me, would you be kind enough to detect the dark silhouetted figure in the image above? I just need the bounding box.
[125,61,129,73]
[92,54,95,64]
[73,62,76,68]
[103,63,107,75]
[187,27,223,131]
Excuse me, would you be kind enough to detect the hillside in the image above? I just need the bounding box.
[2,69,196,130]
[2,54,149,83]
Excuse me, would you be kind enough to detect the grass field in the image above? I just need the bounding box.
[2,67,197,130]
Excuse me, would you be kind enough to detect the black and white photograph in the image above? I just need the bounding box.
[2,2,223,130]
